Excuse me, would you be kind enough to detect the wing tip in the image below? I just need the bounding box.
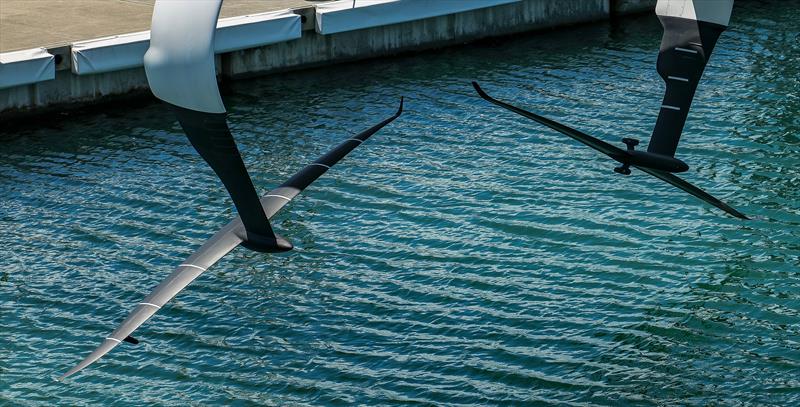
[60,365,82,381]
[732,210,750,220]
[471,81,486,97]
[719,205,749,220]
[396,96,404,116]
[60,336,126,381]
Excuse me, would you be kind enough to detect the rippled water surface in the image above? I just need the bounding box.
[2,2,799,405]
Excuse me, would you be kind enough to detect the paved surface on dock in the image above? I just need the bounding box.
[0,0,323,52]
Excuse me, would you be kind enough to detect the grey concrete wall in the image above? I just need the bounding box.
[1,0,654,122]
[0,67,148,113]
[0,54,223,118]
[611,0,657,15]
[223,0,608,78]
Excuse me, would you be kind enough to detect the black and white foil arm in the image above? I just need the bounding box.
[144,0,288,251]
[648,0,734,157]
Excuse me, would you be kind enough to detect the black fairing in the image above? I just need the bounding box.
[628,150,689,173]
[648,16,727,157]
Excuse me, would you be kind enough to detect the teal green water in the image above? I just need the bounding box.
[2,2,799,405]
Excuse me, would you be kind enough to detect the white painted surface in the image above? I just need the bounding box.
[0,48,55,89]
[315,0,521,35]
[144,0,226,113]
[71,10,300,76]
[655,0,734,26]
[215,11,301,53]
[71,32,150,75]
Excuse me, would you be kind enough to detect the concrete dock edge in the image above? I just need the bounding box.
[0,0,656,123]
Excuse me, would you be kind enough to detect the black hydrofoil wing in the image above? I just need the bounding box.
[472,82,747,220]
[61,98,404,379]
